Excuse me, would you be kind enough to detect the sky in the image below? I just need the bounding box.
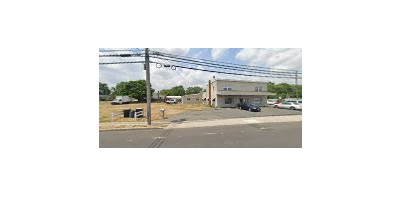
[99,48,302,91]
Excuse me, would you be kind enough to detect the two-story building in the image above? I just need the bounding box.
[204,78,275,108]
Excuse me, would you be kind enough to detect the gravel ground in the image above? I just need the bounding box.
[167,106,302,122]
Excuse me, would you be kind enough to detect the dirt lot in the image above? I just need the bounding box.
[99,101,211,123]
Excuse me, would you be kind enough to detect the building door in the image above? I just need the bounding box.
[239,98,243,103]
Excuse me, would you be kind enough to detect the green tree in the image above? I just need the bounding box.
[111,80,154,102]
[169,85,185,96]
[99,82,111,95]
[160,89,170,96]
[266,82,302,99]
[185,86,204,95]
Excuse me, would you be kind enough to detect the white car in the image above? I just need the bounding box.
[285,100,302,106]
[273,101,302,110]
[266,99,277,105]
[166,99,177,104]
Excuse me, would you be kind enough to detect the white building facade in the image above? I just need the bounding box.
[205,79,275,108]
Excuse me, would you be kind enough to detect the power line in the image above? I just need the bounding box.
[99,61,145,65]
[150,55,300,77]
[151,61,300,79]
[99,49,144,52]
[98,59,301,79]
[150,50,302,73]
[99,53,144,57]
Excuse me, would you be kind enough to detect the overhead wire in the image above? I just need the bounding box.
[98,49,301,79]
[150,50,302,74]
[150,54,299,77]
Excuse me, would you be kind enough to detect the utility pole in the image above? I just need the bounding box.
[208,80,211,106]
[295,71,298,99]
[145,48,151,125]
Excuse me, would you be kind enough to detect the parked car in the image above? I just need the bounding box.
[110,96,133,105]
[237,102,261,112]
[166,99,178,104]
[286,99,302,105]
[274,99,285,105]
[267,99,277,105]
[273,101,302,110]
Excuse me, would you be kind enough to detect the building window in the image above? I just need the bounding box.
[254,98,261,104]
[255,87,262,92]
[223,86,232,91]
[225,98,233,104]
[196,98,199,101]
[187,98,190,101]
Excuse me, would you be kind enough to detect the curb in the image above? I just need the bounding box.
[99,127,166,132]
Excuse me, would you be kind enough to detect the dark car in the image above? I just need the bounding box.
[237,102,261,112]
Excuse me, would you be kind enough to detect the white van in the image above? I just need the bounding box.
[110,96,133,105]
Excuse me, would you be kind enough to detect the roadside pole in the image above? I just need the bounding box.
[145,48,151,125]
[295,71,298,99]
[208,80,211,107]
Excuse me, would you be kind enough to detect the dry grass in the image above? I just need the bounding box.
[99,101,211,123]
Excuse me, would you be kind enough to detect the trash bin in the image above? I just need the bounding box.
[123,109,131,118]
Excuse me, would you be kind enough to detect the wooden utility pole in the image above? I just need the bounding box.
[295,71,298,99]
[145,48,151,125]
[208,80,211,106]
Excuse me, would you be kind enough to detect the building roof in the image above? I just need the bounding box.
[217,91,276,96]
[214,79,270,84]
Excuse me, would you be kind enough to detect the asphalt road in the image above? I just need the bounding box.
[99,122,302,148]
[167,106,302,122]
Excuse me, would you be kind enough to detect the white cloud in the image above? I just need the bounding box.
[211,48,228,60]
[151,48,190,55]
[236,48,302,70]
[235,48,302,84]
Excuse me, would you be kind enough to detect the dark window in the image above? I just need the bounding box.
[223,86,232,91]
[187,98,190,101]
[225,98,233,104]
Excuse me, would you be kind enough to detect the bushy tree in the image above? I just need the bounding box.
[99,82,111,95]
[267,82,302,99]
[160,85,185,96]
[169,85,185,96]
[185,86,204,95]
[111,80,154,102]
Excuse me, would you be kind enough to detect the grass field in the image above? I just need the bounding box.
[99,101,211,123]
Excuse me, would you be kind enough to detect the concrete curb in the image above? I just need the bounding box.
[99,121,170,131]
[168,115,302,129]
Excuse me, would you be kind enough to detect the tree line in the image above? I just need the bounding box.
[160,86,204,96]
[267,82,302,99]
[100,81,301,101]
[99,81,204,101]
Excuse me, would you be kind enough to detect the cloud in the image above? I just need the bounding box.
[235,48,302,84]
[211,48,228,60]
[235,48,302,70]
[151,48,190,55]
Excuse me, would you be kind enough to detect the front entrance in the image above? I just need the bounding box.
[239,98,243,102]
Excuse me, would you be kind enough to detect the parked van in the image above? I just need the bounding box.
[110,96,134,105]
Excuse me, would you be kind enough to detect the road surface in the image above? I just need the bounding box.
[99,122,301,148]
